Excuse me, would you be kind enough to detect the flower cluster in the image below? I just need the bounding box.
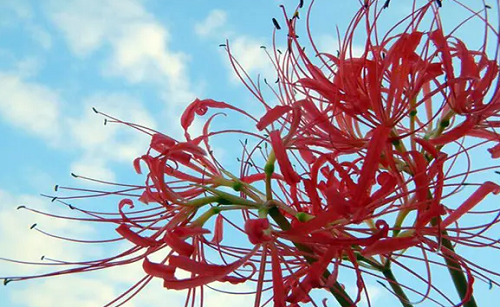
[4,1,500,306]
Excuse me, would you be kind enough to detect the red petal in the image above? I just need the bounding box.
[415,137,440,158]
[244,218,272,244]
[143,257,176,279]
[163,255,249,290]
[133,157,142,174]
[242,172,284,184]
[488,142,500,159]
[429,116,477,146]
[256,105,292,130]
[354,126,391,203]
[115,224,159,247]
[211,214,224,244]
[172,227,211,238]
[362,236,420,257]
[163,232,194,257]
[441,181,500,228]
[270,245,286,307]
[269,130,300,185]
[181,98,249,140]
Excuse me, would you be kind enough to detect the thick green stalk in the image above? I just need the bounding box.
[354,254,413,307]
[381,267,413,307]
[268,206,355,307]
[439,230,478,307]
[428,216,477,307]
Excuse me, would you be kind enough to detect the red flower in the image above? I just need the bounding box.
[4,1,500,307]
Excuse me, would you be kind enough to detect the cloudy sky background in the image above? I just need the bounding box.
[1,0,499,306]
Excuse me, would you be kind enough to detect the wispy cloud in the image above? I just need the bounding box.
[0,72,62,144]
[194,9,228,39]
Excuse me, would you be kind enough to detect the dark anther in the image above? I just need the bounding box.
[299,0,304,8]
[69,204,75,210]
[104,118,108,125]
[4,279,11,286]
[277,49,282,54]
[30,223,37,229]
[376,280,389,290]
[244,139,248,145]
[486,4,492,9]
[383,0,390,9]
[71,173,78,178]
[489,279,493,289]
[435,0,442,7]
[92,107,98,113]
[272,18,281,30]
[51,197,57,202]
[41,255,45,260]
[237,158,241,162]
[54,185,59,191]
[275,78,280,83]
[260,45,266,49]
[264,78,268,84]
[219,44,226,47]
[17,205,26,210]
[293,11,300,19]
[494,171,500,175]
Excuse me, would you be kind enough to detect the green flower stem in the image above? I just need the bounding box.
[438,229,478,307]
[201,186,260,208]
[184,196,220,207]
[356,253,413,307]
[381,267,413,307]
[265,151,276,201]
[191,205,249,227]
[268,206,355,307]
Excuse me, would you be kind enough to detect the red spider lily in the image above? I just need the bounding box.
[3,1,500,307]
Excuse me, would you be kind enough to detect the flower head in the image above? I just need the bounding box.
[4,1,500,307]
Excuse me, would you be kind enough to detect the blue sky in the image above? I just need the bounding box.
[1,0,500,306]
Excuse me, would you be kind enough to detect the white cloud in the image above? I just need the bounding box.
[194,9,228,38]
[47,0,197,112]
[0,190,95,277]
[67,93,157,181]
[317,34,365,58]
[10,276,118,307]
[47,0,148,56]
[0,72,62,143]
[195,10,275,85]
[27,24,52,50]
[225,36,276,82]
[0,1,33,21]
